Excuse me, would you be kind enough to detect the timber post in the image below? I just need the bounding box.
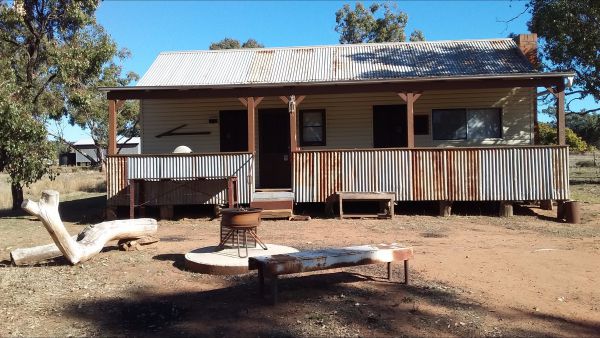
[239,97,263,154]
[247,97,256,153]
[108,100,117,155]
[540,200,553,211]
[499,201,514,217]
[556,83,566,146]
[439,201,452,217]
[280,95,306,152]
[398,92,423,148]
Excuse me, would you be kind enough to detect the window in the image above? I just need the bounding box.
[467,108,502,139]
[300,109,326,146]
[432,109,467,140]
[414,115,429,135]
[432,108,502,140]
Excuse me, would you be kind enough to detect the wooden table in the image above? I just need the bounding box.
[337,191,395,219]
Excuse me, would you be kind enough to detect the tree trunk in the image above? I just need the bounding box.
[12,190,158,265]
[11,182,23,211]
[95,146,105,173]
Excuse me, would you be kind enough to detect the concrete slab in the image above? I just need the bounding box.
[185,244,298,275]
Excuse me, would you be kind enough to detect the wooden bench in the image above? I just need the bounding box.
[248,243,413,304]
[337,192,395,219]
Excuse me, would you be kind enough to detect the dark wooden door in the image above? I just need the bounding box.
[259,109,291,188]
[220,110,247,152]
[373,105,408,148]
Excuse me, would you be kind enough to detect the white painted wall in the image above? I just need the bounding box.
[140,87,535,154]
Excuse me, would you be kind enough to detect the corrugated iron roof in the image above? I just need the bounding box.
[137,39,536,87]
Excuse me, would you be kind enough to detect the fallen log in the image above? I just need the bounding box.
[11,190,158,266]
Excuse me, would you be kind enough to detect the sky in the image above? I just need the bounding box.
[55,0,554,141]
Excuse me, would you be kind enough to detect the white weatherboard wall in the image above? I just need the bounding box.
[140,87,534,154]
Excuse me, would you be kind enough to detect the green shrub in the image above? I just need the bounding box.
[538,123,589,152]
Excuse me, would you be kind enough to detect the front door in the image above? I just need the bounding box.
[373,105,408,148]
[259,109,291,188]
[219,110,247,152]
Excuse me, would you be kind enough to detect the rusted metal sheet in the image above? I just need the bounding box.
[106,156,128,206]
[248,243,414,276]
[293,146,569,203]
[106,153,254,206]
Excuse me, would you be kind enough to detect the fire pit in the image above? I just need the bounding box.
[218,208,267,257]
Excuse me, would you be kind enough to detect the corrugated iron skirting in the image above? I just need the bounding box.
[293,146,569,203]
[107,147,569,206]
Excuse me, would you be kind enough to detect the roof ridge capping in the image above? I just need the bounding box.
[158,37,517,55]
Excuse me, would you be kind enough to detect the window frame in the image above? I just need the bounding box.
[299,109,326,146]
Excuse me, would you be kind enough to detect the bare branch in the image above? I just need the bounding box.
[566,107,600,116]
[496,5,529,33]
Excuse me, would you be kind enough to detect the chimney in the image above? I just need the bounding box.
[516,33,538,69]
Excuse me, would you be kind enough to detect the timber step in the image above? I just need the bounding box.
[252,191,294,219]
[260,209,294,219]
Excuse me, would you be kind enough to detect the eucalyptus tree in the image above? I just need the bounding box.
[335,2,425,44]
[0,0,135,209]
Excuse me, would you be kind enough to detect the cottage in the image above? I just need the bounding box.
[102,34,573,220]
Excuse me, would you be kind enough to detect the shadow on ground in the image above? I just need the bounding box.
[63,270,600,337]
[153,253,187,271]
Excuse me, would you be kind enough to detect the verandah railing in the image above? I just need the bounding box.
[292,146,569,203]
[106,152,254,206]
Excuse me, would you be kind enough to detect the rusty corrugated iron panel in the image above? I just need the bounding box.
[106,156,128,206]
[292,146,569,203]
[107,153,254,205]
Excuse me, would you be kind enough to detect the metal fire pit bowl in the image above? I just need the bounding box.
[220,208,263,227]
[219,208,267,257]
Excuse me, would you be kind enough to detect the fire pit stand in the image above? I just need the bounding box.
[218,208,267,258]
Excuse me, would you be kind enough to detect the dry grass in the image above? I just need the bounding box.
[0,167,106,210]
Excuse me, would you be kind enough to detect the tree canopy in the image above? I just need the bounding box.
[528,0,600,115]
[0,0,136,209]
[209,38,264,50]
[335,2,424,44]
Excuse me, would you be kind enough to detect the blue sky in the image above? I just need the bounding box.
[57,0,554,140]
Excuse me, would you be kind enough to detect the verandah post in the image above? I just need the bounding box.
[406,92,415,148]
[108,99,117,155]
[556,82,566,146]
[398,92,422,148]
[247,97,256,153]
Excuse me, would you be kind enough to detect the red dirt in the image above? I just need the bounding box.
[1,203,599,337]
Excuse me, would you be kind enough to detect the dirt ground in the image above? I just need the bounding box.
[1,195,600,337]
